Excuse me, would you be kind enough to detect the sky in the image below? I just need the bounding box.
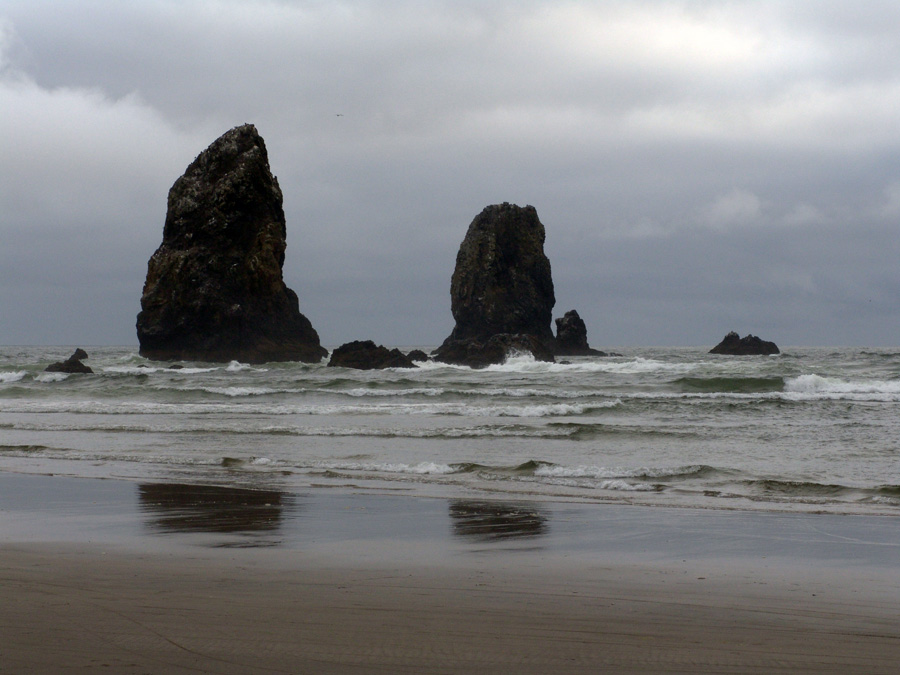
[2,0,899,347]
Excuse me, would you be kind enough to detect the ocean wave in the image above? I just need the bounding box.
[226,361,269,372]
[784,374,900,400]
[532,463,718,481]
[34,372,69,383]
[480,355,696,375]
[673,376,785,394]
[744,478,900,504]
[201,386,283,397]
[315,460,458,475]
[0,371,27,383]
[0,399,616,417]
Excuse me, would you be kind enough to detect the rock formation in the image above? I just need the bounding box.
[554,310,605,356]
[406,349,429,363]
[709,331,780,355]
[45,348,93,374]
[136,124,326,364]
[433,203,556,366]
[327,340,417,369]
[434,334,554,369]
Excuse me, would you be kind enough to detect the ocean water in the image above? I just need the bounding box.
[1,345,898,515]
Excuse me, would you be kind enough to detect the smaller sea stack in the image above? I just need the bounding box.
[710,331,780,355]
[45,348,93,374]
[554,310,605,356]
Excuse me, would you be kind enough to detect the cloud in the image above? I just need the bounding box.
[698,189,763,231]
[1,1,899,346]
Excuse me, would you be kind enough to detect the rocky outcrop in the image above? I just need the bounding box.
[709,331,780,355]
[327,340,417,369]
[406,349,429,363]
[434,334,554,369]
[45,348,93,374]
[554,310,605,356]
[136,124,326,364]
[434,203,556,367]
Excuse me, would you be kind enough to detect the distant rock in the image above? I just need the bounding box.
[136,124,326,364]
[433,203,556,366]
[434,334,554,369]
[709,331,780,355]
[406,349,429,363]
[45,349,93,374]
[327,340,417,369]
[554,310,605,356]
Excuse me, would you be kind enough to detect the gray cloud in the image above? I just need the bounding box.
[2,1,898,347]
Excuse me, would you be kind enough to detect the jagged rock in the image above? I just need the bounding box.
[327,340,417,369]
[45,349,93,374]
[554,310,605,356]
[710,331,780,355]
[406,349,429,363]
[136,124,326,364]
[434,203,556,366]
[434,334,554,369]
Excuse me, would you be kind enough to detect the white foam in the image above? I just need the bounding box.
[319,460,457,475]
[339,387,445,398]
[34,372,68,383]
[535,464,620,479]
[784,374,900,400]
[0,371,27,383]
[531,469,657,491]
[203,386,280,397]
[103,366,162,374]
[595,479,657,492]
[226,361,268,372]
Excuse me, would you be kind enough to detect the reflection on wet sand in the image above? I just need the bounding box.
[137,483,287,539]
[449,500,548,542]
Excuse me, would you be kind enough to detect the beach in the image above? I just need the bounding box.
[2,473,899,673]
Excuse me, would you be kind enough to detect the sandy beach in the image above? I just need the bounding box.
[2,473,900,673]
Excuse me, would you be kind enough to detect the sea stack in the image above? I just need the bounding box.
[554,310,605,356]
[434,203,556,367]
[136,124,326,363]
[709,331,780,355]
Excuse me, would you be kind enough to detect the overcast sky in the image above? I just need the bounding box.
[2,0,899,347]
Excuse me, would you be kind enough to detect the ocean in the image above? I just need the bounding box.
[1,345,899,516]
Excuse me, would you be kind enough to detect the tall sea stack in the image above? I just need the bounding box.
[136,124,326,363]
[434,203,556,366]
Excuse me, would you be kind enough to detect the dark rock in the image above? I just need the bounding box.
[136,124,326,364]
[710,331,780,355]
[406,349,429,363]
[434,334,554,369]
[554,310,605,356]
[434,203,556,366]
[327,340,417,369]
[45,349,93,374]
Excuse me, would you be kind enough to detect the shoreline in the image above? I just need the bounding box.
[3,472,900,672]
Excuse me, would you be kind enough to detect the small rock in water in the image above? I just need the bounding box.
[327,340,417,369]
[709,331,780,355]
[45,349,93,374]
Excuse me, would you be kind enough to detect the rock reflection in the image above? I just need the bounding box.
[449,500,548,542]
[137,483,286,537]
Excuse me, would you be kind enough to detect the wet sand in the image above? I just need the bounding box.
[2,473,900,673]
